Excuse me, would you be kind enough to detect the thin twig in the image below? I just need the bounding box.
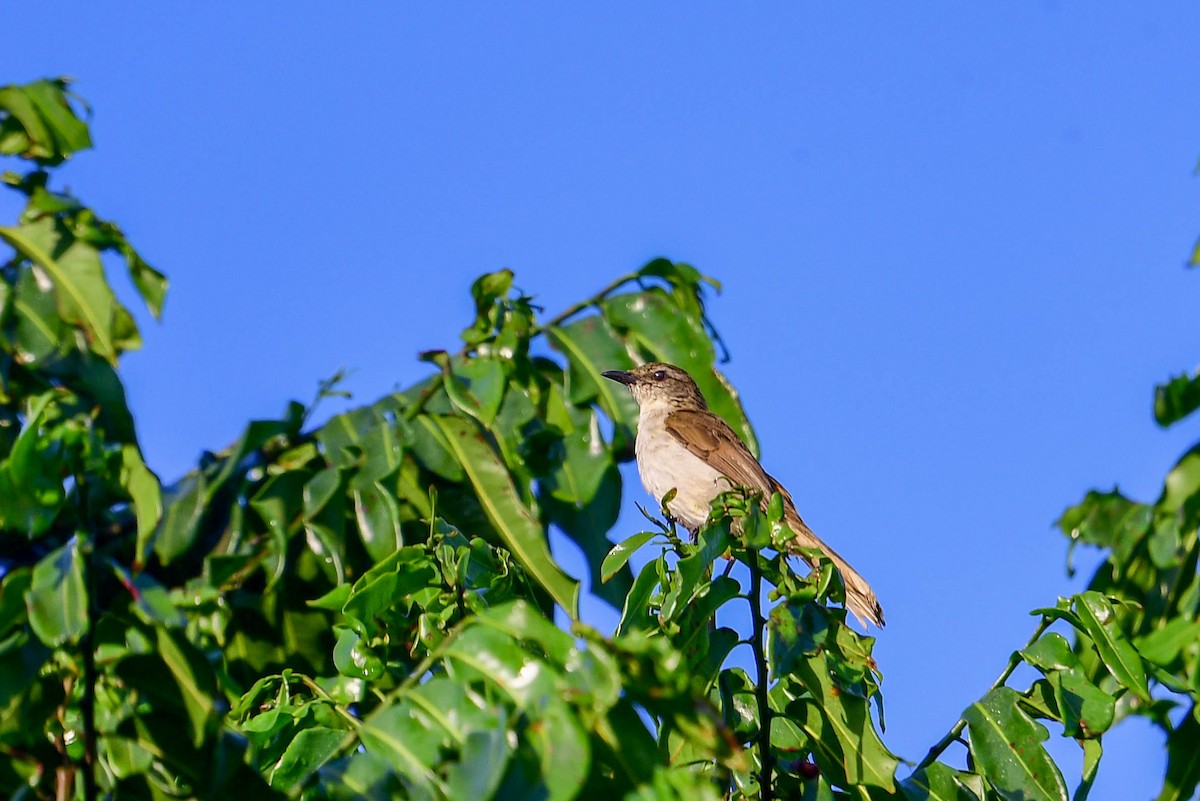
[533,271,639,333]
[915,615,1052,771]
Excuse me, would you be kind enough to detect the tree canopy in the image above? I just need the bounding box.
[1,78,1198,801]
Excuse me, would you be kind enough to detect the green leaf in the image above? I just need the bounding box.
[540,407,627,606]
[446,357,507,427]
[352,480,403,562]
[154,627,217,746]
[119,444,162,566]
[1073,591,1149,702]
[901,762,982,801]
[1074,739,1101,801]
[25,539,87,646]
[617,551,665,635]
[10,264,67,363]
[269,726,348,791]
[445,624,590,801]
[1154,372,1200,428]
[963,687,1068,801]
[1055,489,1150,573]
[777,638,897,790]
[602,531,659,583]
[0,392,74,536]
[0,79,92,163]
[0,218,125,362]
[1156,707,1200,801]
[1136,617,1200,668]
[546,315,640,451]
[428,414,579,617]
[153,471,206,564]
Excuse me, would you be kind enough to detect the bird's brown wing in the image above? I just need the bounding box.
[663,409,773,493]
[665,409,886,628]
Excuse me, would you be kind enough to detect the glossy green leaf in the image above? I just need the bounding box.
[445,624,589,801]
[318,403,402,485]
[1073,591,1149,702]
[119,444,162,565]
[100,735,155,780]
[546,315,640,451]
[1136,617,1200,668]
[152,472,206,564]
[1163,444,1200,511]
[0,218,125,362]
[11,264,66,363]
[541,408,627,606]
[617,552,665,635]
[1074,739,1101,801]
[429,414,579,617]
[359,700,451,796]
[901,762,982,801]
[963,687,1068,801]
[352,480,403,562]
[602,531,659,583]
[446,357,507,427]
[778,643,897,790]
[270,726,348,791]
[0,393,73,537]
[25,539,87,647]
[408,413,467,482]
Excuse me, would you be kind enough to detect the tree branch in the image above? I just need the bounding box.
[915,614,1051,771]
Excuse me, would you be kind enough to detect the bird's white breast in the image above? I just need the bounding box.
[634,406,728,530]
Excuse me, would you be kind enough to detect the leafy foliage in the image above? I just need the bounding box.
[1,77,1198,801]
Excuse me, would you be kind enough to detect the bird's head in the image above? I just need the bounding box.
[602,362,709,410]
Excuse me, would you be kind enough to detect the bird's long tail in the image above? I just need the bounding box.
[784,511,885,628]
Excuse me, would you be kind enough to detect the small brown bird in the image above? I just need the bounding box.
[603,362,884,628]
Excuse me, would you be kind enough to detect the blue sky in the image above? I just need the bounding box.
[6,5,1199,797]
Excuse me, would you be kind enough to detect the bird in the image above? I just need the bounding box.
[602,362,884,628]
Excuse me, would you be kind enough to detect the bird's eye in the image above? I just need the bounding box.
[653,370,666,381]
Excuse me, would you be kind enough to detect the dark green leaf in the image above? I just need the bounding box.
[1073,591,1149,702]
[901,762,982,801]
[0,218,126,362]
[602,532,659,583]
[429,414,579,617]
[963,687,1068,801]
[25,539,87,646]
[0,79,92,163]
[1155,372,1200,428]
[270,726,348,791]
[153,472,206,564]
[1073,737,1101,801]
[546,315,640,451]
[119,444,162,565]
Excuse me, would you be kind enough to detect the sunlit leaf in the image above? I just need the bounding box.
[429,414,579,617]
[963,687,1068,801]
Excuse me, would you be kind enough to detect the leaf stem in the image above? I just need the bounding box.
[747,548,775,801]
[77,475,99,801]
[915,614,1051,771]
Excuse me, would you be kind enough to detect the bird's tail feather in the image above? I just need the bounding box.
[785,513,885,628]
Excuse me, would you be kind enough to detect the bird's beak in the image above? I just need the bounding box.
[602,370,635,386]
